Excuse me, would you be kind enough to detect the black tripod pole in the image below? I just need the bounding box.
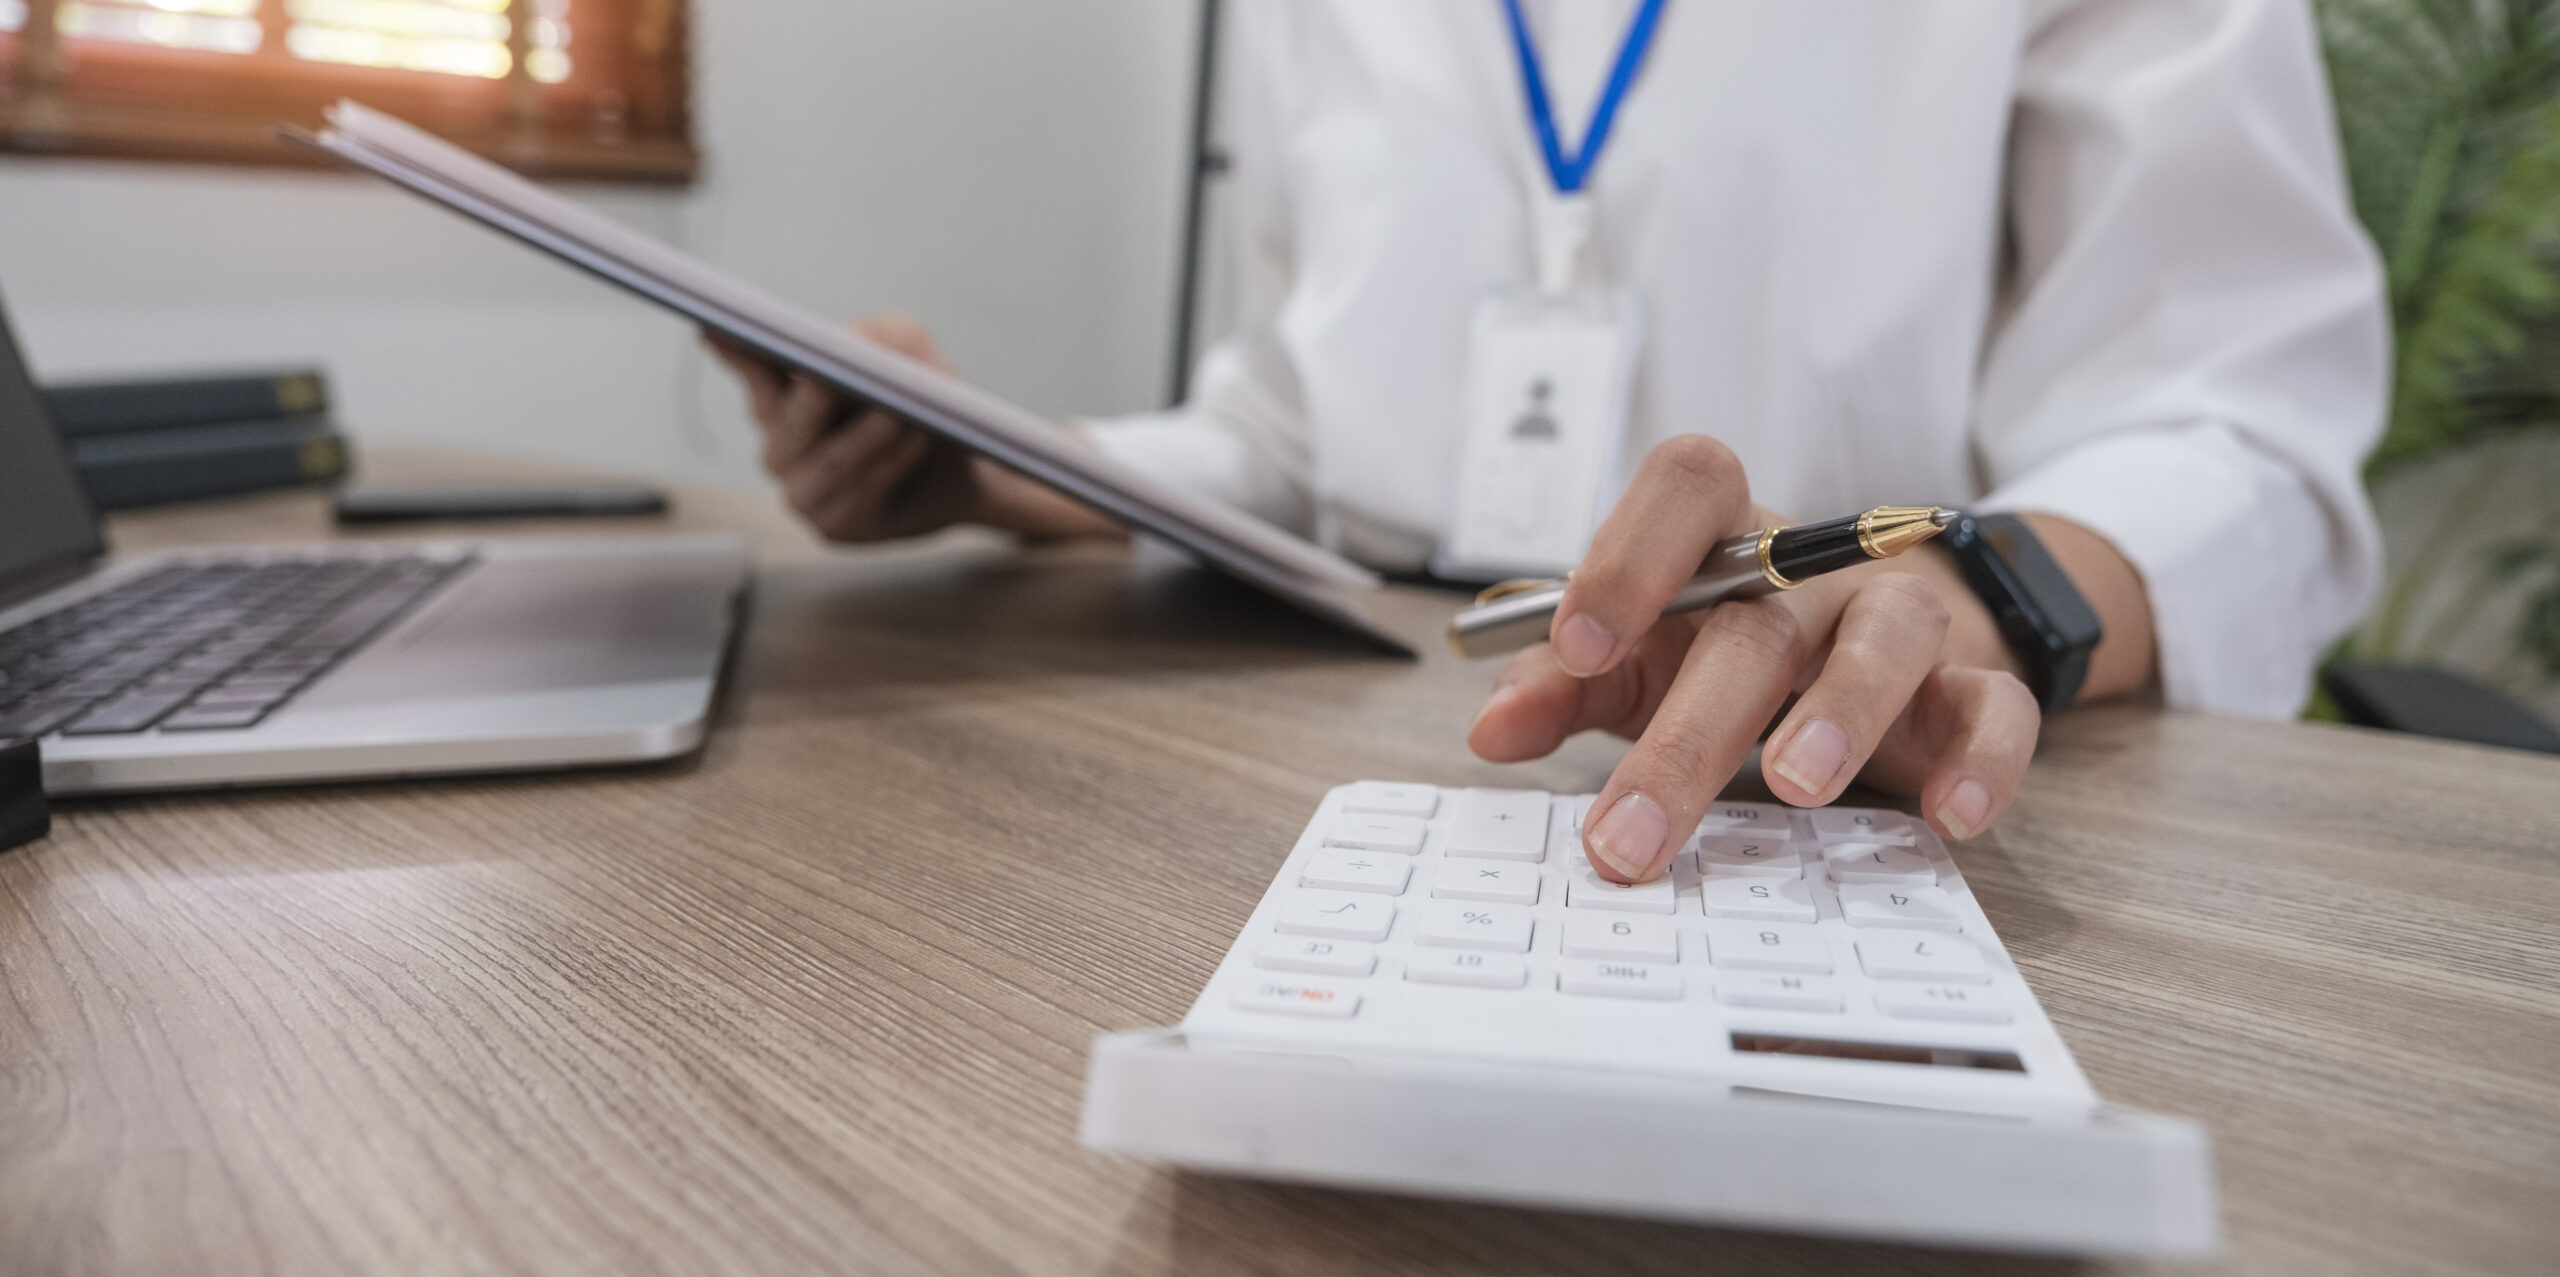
[1167,0,1226,407]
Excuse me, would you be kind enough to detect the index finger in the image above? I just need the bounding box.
[1584,588,1840,882]
[1550,435,1760,679]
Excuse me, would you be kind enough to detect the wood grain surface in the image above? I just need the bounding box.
[4,454,2556,1276]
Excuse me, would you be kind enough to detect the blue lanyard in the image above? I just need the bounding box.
[1499,0,1668,196]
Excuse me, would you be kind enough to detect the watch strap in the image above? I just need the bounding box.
[1939,513,2102,714]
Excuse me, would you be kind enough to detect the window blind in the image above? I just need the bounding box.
[0,0,690,181]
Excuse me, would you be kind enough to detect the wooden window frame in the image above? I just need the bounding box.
[0,0,695,183]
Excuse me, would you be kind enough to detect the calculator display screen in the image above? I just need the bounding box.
[1732,1033,2025,1073]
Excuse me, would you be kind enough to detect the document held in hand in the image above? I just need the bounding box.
[285,102,1412,656]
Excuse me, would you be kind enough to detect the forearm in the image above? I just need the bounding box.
[968,456,1130,543]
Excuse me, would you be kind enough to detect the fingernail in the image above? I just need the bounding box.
[1588,792,1670,881]
[1468,685,1516,735]
[1937,779,1992,841]
[1770,719,1850,797]
[1554,613,1615,676]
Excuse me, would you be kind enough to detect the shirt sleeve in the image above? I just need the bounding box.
[1975,0,2389,717]
[1080,0,1316,535]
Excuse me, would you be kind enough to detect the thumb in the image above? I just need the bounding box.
[851,313,950,371]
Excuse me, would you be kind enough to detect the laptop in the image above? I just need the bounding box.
[0,293,750,795]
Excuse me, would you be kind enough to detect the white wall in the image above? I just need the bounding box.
[0,0,1200,489]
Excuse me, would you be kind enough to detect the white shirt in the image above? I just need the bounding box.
[1087,0,2388,718]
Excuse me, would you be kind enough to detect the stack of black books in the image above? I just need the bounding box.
[39,369,351,510]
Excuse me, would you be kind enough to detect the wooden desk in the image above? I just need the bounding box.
[5,457,2557,1276]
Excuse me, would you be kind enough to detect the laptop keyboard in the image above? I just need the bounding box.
[0,553,475,744]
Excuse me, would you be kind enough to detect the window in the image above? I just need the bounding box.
[0,0,692,181]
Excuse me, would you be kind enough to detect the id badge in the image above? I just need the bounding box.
[1434,286,1641,582]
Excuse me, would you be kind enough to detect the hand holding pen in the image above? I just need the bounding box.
[1462,437,2050,885]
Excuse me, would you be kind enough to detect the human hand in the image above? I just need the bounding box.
[1466,436,2042,883]
[705,315,1122,544]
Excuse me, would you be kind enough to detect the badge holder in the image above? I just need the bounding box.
[1434,198,1642,585]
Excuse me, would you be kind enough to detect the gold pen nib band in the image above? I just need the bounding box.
[1756,526,1797,591]
[1856,505,1952,559]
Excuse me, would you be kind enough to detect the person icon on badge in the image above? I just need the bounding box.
[1509,378,1560,443]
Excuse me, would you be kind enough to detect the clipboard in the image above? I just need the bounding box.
[282,102,1414,657]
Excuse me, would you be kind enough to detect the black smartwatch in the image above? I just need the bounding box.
[1938,513,2102,714]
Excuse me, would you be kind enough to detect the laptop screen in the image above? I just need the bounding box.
[0,295,105,608]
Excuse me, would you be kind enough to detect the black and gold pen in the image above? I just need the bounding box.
[1446,506,1958,659]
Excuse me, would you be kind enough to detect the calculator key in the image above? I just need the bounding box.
[1343,781,1438,818]
[1694,836,1804,878]
[1810,807,1918,845]
[1278,891,1396,942]
[1694,801,1793,841]
[1324,815,1427,854]
[1837,883,1962,931]
[1873,982,2012,1023]
[1430,861,1540,906]
[1701,876,1818,923]
[1713,972,1846,1013]
[1256,937,1377,977]
[1823,842,1937,886]
[1232,980,1360,1018]
[1565,868,1677,914]
[1405,949,1529,989]
[1559,959,1682,1000]
[1704,920,1834,973]
[1447,788,1550,861]
[1300,851,1413,895]
[1415,900,1534,952]
[1855,929,1991,984]
[1561,913,1678,964]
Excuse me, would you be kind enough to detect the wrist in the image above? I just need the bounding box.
[970,457,1127,542]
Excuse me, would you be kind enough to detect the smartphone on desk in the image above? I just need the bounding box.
[334,483,669,525]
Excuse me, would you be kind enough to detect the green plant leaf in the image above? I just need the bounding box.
[2484,534,2560,579]
[2517,576,2560,677]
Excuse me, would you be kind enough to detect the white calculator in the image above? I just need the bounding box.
[1081,782,2217,1256]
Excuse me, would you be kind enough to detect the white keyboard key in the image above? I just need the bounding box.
[1300,851,1413,895]
[1566,867,1678,914]
[1415,900,1534,953]
[1404,949,1529,989]
[1701,876,1818,924]
[1837,883,1963,931]
[1713,972,1846,1013]
[1430,861,1540,906]
[1232,980,1360,1018]
[1447,788,1550,861]
[1694,835,1804,878]
[1705,920,1834,973]
[1559,959,1682,1000]
[1342,781,1438,818]
[1561,912,1678,964]
[1324,815,1427,854]
[1874,982,2012,1023]
[1278,891,1396,941]
[1693,801,1794,841]
[1810,807,1918,845]
[1856,929,1991,984]
[1255,936,1377,977]
[1824,841,1938,886]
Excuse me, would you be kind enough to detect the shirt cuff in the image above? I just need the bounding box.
[1977,422,2367,718]
[1080,409,1315,536]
